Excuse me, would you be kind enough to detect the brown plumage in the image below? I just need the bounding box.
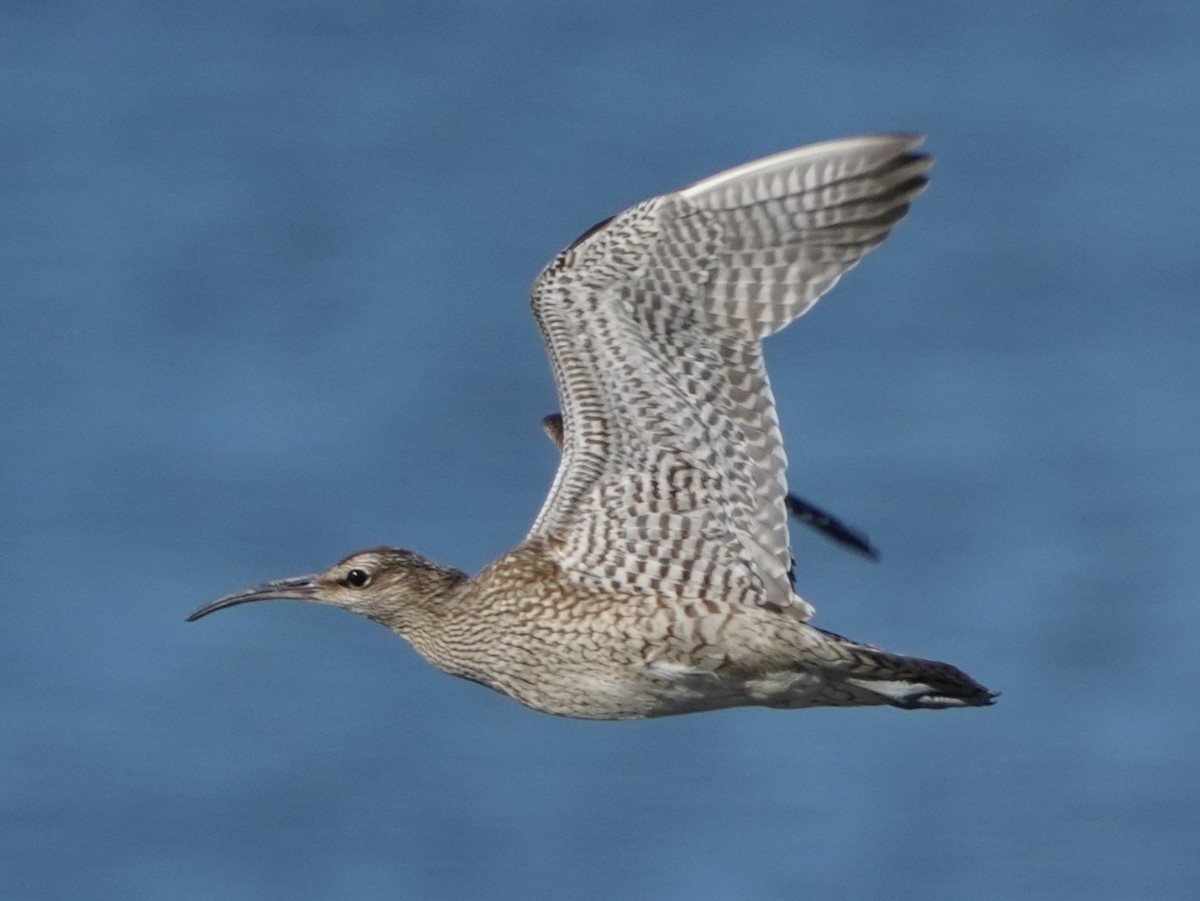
[187,134,995,719]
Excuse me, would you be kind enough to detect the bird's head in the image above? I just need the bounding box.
[186,547,467,629]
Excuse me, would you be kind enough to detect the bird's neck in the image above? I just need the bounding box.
[363,559,472,637]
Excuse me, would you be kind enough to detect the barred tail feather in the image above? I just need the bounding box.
[818,628,997,710]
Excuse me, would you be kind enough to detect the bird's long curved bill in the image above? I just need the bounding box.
[185,575,319,622]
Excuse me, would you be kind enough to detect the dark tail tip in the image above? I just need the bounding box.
[884,674,998,710]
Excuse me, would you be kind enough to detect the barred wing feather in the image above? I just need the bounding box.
[527,134,930,613]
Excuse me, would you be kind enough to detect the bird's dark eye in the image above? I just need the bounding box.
[345,568,370,588]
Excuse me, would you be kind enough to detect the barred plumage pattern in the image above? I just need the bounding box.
[529,134,930,616]
[190,134,995,720]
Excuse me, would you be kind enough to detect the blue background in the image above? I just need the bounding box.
[4,2,1198,898]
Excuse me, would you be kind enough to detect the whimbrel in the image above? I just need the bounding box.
[188,134,994,719]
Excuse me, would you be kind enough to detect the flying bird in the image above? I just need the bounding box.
[188,134,994,719]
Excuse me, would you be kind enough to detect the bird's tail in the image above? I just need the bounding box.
[815,627,997,710]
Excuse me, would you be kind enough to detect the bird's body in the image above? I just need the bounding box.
[189,134,995,719]
[281,542,987,720]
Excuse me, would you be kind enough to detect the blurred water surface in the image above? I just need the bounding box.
[3,2,1198,899]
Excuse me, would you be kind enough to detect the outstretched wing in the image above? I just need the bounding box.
[527,134,929,613]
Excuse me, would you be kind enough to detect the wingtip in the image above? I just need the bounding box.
[678,132,934,209]
[883,130,926,149]
[784,493,881,561]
